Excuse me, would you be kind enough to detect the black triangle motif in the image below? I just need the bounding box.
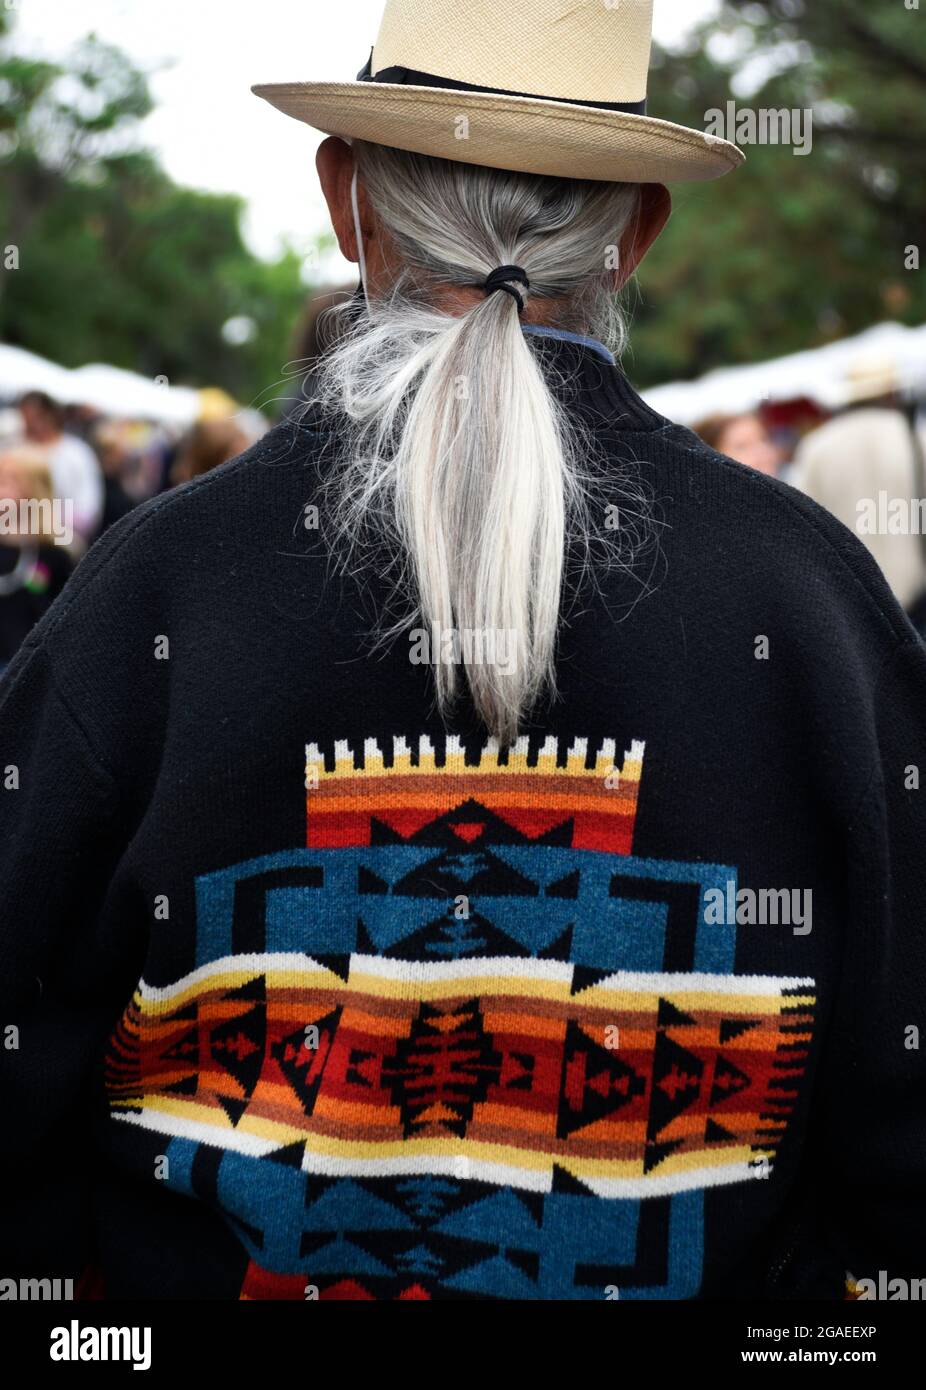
[210,998,265,1099]
[546,869,580,899]
[163,1073,198,1096]
[648,1030,704,1138]
[538,924,573,961]
[273,1006,341,1115]
[705,1117,738,1145]
[719,1017,761,1044]
[358,865,389,894]
[644,1137,685,1174]
[311,953,351,982]
[657,996,698,1029]
[570,964,613,996]
[557,1019,646,1137]
[356,917,377,955]
[709,1055,753,1107]
[551,1163,595,1196]
[268,1141,308,1169]
[217,1095,250,1127]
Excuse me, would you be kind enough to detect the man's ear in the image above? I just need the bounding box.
[316,136,362,263]
[613,183,672,289]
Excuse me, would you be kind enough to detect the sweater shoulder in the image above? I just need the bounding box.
[3,418,329,691]
[30,420,324,616]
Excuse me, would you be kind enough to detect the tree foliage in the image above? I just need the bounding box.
[633,0,926,385]
[0,18,310,404]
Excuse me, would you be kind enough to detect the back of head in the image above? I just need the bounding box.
[18,391,64,439]
[313,140,646,745]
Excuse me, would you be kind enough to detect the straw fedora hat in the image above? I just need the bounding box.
[252,0,744,185]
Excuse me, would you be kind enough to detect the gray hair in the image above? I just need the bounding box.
[311,139,650,745]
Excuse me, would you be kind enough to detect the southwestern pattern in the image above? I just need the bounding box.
[104,734,815,1299]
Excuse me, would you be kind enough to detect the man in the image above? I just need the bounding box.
[1,0,923,1304]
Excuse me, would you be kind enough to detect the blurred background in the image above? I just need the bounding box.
[1,0,925,663]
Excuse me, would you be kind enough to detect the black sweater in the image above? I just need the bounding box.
[0,542,73,670]
[1,336,924,1301]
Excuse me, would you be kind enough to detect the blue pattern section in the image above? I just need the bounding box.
[162,1137,703,1298]
[194,846,737,973]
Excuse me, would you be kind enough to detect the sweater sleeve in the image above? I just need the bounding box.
[815,637,926,1294]
[0,642,142,1277]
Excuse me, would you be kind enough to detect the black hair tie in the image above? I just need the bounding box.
[484,264,530,313]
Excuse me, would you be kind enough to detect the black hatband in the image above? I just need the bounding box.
[356,53,647,116]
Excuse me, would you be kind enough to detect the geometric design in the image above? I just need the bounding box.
[273,1006,341,1116]
[305,733,645,855]
[558,1018,647,1139]
[383,1000,503,1138]
[106,955,814,1198]
[102,729,817,1301]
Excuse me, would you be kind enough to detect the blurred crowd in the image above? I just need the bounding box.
[0,387,265,673]
[692,360,926,638]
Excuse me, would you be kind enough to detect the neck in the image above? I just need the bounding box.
[430,283,574,326]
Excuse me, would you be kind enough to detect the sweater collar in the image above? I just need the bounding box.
[520,326,665,433]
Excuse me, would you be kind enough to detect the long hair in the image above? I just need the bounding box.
[312,139,649,746]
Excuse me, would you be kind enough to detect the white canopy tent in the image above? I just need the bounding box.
[0,343,200,427]
[640,322,926,426]
[0,343,75,402]
[67,364,200,428]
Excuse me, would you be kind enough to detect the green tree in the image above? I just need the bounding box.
[631,0,926,385]
[0,22,309,406]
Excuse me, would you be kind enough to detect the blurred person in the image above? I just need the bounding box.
[169,417,251,486]
[197,387,240,423]
[283,283,357,418]
[0,448,73,672]
[113,422,176,502]
[791,359,926,633]
[18,390,104,542]
[64,402,105,444]
[1,0,925,1309]
[91,420,137,534]
[693,410,782,476]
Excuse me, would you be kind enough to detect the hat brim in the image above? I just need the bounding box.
[252,81,744,184]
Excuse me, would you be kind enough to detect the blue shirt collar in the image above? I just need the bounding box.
[521,325,616,365]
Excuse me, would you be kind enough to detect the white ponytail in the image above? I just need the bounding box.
[312,140,649,746]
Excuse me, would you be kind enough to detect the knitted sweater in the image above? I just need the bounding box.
[1,335,924,1301]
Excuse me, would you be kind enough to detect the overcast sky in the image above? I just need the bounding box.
[13,0,720,274]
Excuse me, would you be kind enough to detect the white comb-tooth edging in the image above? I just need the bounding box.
[363,737,379,766]
[308,731,643,777]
